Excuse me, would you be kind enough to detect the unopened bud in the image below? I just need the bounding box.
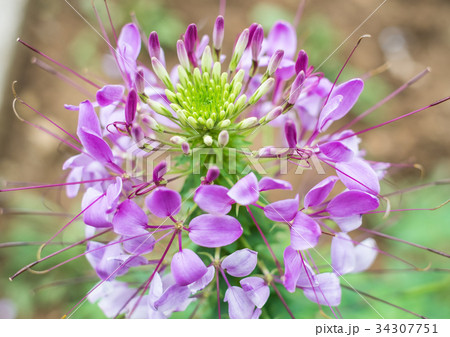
[206,165,220,183]
[288,70,305,105]
[218,130,229,147]
[285,119,298,148]
[131,124,144,143]
[141,115,164,132]
[249,78,274,105]
[217,119,231,128]
[182,142,190,155]
[151,57,174,91]
[170,136,186,145]
[125,89,138,125]
[261,106,282,124]
[251,25,264,61]
[267,50,284,76]
[177,40,190,71]
[135,68,145,93]
[203,135,213,146]
[201,46,213,74]
[184,24,198,54]
[295,49,308,74]
[229,29,249,72]
[146,99,173,119]
[213,16,225,51]
[148,31,162,62]
[238,117,258,129]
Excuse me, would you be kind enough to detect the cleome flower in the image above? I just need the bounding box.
[4,0,449,320]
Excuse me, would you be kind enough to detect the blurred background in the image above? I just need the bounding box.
[0,0,449,318]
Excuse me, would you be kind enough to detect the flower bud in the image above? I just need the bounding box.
[295,49,308,74]
[249,78,274,105]
[135,68,145,93]
[141,115,163,132]
[288,70,305,105]
[177,40,190,71]
[148,31,162,62]
[213,16,225,51]
[261,106,282,124]
[229,29,249,72]
[182,142,190,155]
[170,136,186,145]
[184,23,198,54]
[251,25,264,61]
[237,117,258,129]
[146,99,173,119]
[285,119,298,148]
[206,165,220,183]
[203,135,213,146]
[267,50,284,76]
[125,89,138,125]
[218,130,229,147]
[217,119,231,128]
[201,46,213,74]
[151,57,174,91]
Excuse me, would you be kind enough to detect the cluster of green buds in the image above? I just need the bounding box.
[139,19,281,149]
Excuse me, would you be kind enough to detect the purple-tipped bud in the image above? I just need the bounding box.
[152,161,167,183]
[148,31,161,61]
[213,16,225,51]
[247,23,259,48]
[295,49,308,74]
[182,142,190,155]
[218,130,229,147]
[285,119,298,148]
[288,70,306,105]
[267,50,284,76]
[184,23,198,54]
[135,68,145,93]
[265,106,283,123]
[177,40,190,70]
[251,25,264,61]
[125,89,138,124]
[288,70,306,104]
[205,166,220,183]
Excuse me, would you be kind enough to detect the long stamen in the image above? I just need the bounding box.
[333,96,450,143]
[336,68,431,133]
[0,177,115,192]
[247,205,283,275]
[341,285,427,319]
[12,98,85,154]
[216,267,221,319]
[270,281,295,319]
[17,39,101,89]
[360,227,450,259]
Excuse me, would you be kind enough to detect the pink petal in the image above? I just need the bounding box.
[227,172,259,205]
[222,249,258,277]
[331,233,355,275]
[78,100,102,137]
[327,190,379,218]
[336,159,380,195]
[118,23,141,61]
[319,141,354,162]
[304,176,338,209]
[302,273,341,306]
[332,215,363,232]
[240,277,270,308]
[224,286,255,319]
[122,234,155,255]
[113,199,148,236]
[194,185,234,215]
[145,187,182,218]
[266,21,297,59]
[171,249,208,286]
[188,214,243,248]
[264,195,299,222]
[188,266,215,293]
[258,177,292,192]
[290,211,321,250]
[79,127,115,164]
[96,85,125,107]
[353,238,377,273]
